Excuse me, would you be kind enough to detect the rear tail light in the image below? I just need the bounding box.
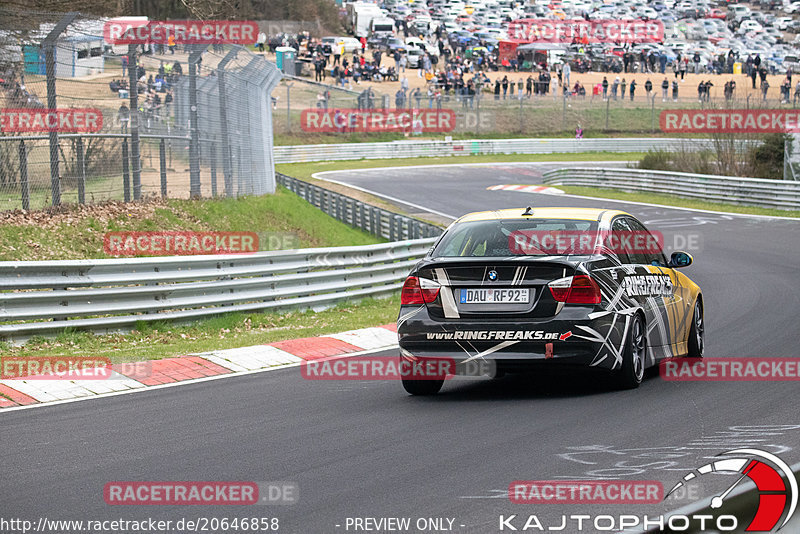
[548,275,602,305]
[400,276,441,305]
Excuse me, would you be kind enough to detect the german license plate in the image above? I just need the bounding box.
[460,288,530,304]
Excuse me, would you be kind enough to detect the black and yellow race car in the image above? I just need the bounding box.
[397,207,704,395]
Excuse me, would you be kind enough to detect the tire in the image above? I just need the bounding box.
[687,299,704,358]
[616,314,646,390]
[401,378,444,396]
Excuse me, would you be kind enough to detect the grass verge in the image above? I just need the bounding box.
[0,186,381,261]
[0,296,399,362]
[558,186,800,218]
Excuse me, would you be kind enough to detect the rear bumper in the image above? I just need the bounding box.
[397,305,632,372]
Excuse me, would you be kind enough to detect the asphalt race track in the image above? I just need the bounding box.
[2,162,800,534]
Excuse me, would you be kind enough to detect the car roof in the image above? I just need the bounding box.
[456,207,632,223]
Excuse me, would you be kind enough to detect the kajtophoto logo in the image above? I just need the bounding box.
[666,448,798,532]
[497,449,796,531]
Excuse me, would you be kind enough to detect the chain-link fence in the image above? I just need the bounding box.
[0,8,281,211]
[273,76,800,138]
[265,39,800,140]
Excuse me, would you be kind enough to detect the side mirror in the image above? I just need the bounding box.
[668,251,693,268]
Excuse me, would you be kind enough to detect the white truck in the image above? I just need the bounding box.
[346,2,384,38]
[369,17,396,39]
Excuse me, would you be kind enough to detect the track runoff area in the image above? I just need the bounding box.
[3,156,799,534]
[3,17,800,534]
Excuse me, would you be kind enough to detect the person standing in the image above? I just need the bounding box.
[672,79,679,101]
[679,56,687,80]
[629,79,636,101]
[620,77,626,97]
[333,43,342,66]
[662,77,669,101]
[256,31,266,53]
[602,76,608,99]
[611,76,620,100]
[118,103,129,133]
[762,79,770,101]
[644,78,652,98]
[563,61,571,88]
[502,75,509,99]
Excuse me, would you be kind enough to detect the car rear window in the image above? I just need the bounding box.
[432,219,599,258]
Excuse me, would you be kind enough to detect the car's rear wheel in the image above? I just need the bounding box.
[616,314,646,390]
[687,299,704,358]
[402,378,444,396]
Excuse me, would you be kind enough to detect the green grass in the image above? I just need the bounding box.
[558,185,800,218]
[0,175,122,212]
[0,296,400,362]
[0,186,381,261]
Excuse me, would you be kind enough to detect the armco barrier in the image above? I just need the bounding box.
[0,239,435,343]
[277,173,442,239]
[542,167,800,210]
[273,138,741,164]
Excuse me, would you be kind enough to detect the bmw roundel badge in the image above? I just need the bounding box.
[488,270,498,281]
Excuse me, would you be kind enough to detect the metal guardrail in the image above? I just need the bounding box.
[273,138,735,164]
[277,173,443,240]
[542,167,800,210]
[0,239,436,342]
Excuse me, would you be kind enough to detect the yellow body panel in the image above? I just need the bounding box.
[644,264,702,355]
[457,207,630,224]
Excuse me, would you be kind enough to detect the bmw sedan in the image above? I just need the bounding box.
[397,207,703,395]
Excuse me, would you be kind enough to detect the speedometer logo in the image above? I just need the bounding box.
[666,449,798,531]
